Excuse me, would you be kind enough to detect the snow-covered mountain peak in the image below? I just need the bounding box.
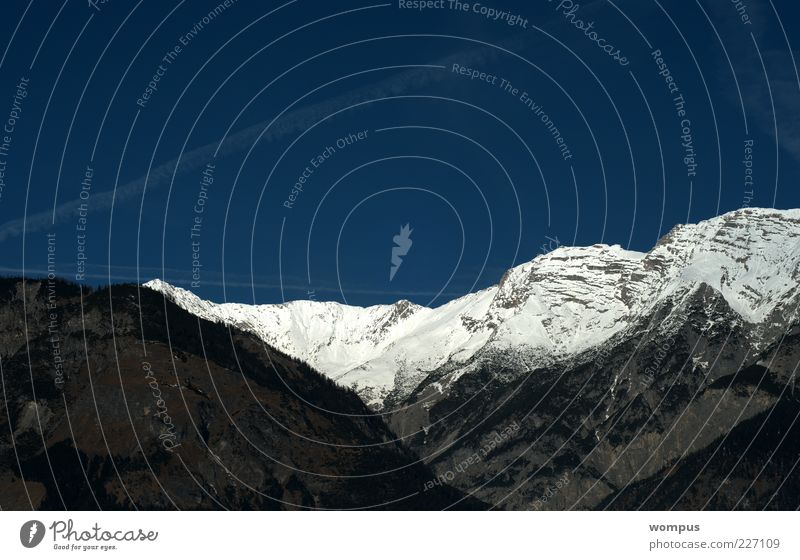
[145,208,800,409]
[642,208,800,321]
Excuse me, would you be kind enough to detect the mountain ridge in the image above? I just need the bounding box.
[0,278,482,510]
[146,207,800,410]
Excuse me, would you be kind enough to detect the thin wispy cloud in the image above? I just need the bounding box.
[0,263,470,301]
[0,35,527,243]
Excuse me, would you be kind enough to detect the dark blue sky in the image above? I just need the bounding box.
[1,0,799,307]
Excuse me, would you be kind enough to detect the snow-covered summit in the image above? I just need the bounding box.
[145,208,800,409]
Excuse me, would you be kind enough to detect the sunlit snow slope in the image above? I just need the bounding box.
[145,208,800,409]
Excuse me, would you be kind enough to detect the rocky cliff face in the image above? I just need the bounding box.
[0,279,479,510]
[396,283,799,509]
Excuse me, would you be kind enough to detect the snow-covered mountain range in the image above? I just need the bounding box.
[145,208,800,410]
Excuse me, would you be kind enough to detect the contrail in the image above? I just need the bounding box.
[0,35,526,243]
